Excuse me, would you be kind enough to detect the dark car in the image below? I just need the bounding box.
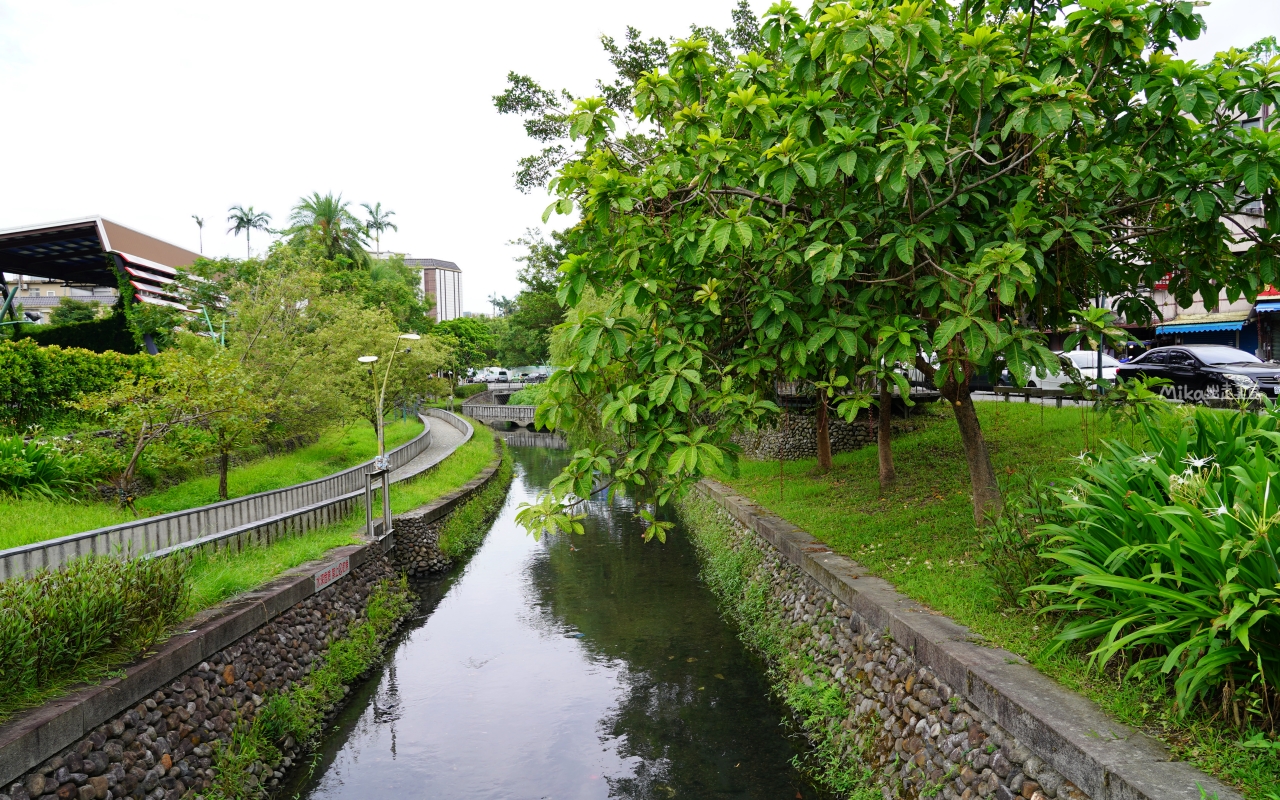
[1116,345,1280,402]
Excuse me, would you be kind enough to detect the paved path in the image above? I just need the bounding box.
[390,416,468,483]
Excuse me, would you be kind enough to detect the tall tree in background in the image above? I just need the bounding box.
[362,202,398,256]
[503,0,1280,533]
[287,192,368,264]
[496,228,571,365]
[192,215,204,254]
[226,205,272,259]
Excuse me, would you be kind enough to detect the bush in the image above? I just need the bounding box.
[0,435,84,498]
[16,312,139,355]
[507,383,549,406]
[0,338,152,430]
[0,555,189,710]
[1037,404,1280,725]
[452,382,487,400]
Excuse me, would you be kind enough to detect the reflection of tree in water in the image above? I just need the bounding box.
[511,446,826,799]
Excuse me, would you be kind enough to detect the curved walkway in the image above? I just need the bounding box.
[0,410,473,580]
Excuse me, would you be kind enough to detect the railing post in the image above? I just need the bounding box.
[382,470,392,537]
[365,472,375,540]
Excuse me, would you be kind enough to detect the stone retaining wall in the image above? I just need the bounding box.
[392,439,507,579]
[691,480,1243,800]
[731,413,919,461]
[0,548,396,800]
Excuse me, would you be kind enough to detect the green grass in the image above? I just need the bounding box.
[0,418,423,551]
[184,419,497,612]
[722,400,1278,799]
[438,442,512,558]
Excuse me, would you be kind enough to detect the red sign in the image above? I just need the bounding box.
[314,557,350,591]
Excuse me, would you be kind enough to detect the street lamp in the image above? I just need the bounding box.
[356,332,422,540]
[357,333,422,470]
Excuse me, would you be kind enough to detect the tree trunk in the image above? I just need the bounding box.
[218,450,230,501]
[877,379,896,493]
[940,375,1003,523]
[815,391,833,472]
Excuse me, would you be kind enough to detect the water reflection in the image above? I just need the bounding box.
[286,444,827,800]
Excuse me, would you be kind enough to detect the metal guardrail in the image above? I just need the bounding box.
[484,382,530,391]
[0,412,447,581]
[466,404,536,421]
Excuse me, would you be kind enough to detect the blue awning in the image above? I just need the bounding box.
[1257,301,1280,313]
[1156,320,1247,334]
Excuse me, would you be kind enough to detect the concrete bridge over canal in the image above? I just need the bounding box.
[465,403,541,429]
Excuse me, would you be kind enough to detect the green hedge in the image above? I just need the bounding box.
[453,382,487,399]
[16,313,139,355]
[0,338,153,430]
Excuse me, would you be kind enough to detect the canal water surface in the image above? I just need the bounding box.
[287,437,829,799]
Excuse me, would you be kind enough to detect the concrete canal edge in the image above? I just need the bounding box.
[0,434,509,796]
[691,478,1243,800]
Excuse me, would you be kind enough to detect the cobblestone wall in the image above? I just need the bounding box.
[1,556,398,800]
[698,500,1088,800]
[731,414,920,461]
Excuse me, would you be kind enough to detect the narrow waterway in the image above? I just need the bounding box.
[286,436,829,800]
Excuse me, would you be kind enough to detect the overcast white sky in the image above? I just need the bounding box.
[0,1,1274,313]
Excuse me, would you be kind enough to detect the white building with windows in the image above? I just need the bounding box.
[405,258,462,322]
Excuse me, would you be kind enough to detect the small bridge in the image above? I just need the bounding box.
[467,404,541,429]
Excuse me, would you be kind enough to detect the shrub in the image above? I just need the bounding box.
[0,338,152,430]
[16,312,139,355]
[452,382,487,399]
[1037,405,1280,725]
[437,444,512,559]
[507,383,549,406]
[0,555,189,709]
[0,435,84,498]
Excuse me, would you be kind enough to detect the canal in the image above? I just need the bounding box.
[286,436,829,799]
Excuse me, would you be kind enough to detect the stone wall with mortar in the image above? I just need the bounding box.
[731,413,920,461]
[691,480,1243,800]
[0,552,397,800]
[390,439,506,579]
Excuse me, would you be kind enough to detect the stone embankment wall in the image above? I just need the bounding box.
[1,552,396,800]
[732,413,918,461]
[688,481,1242,800]
[391,440,507,579]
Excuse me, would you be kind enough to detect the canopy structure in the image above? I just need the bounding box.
[0,217,201,313]
[1155,310,1252,334]
[1257,301,1280,313]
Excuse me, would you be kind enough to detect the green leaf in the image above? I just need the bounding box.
[895,236,916,265]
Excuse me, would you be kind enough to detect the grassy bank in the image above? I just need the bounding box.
[184,420,495,612]
[0,417,423,551]
[723,401,1275,799]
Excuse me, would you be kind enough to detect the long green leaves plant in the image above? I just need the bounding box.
[0,554,189,712]
[1037,404,1280,727]
[0,434,84,499]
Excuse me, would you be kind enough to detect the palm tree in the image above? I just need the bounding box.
[226,205,272,259]
[288,192,368,263]
[361,202,398,257]
[192,215,204,254]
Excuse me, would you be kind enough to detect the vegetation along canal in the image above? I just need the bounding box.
[285,436,830,799]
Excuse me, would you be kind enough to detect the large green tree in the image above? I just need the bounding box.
[287,192,369,264]
[226,205,272,259]
[506,0,1280,533]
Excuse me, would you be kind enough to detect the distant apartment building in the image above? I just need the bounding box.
[405,258,462,322]
[1,274,117,324]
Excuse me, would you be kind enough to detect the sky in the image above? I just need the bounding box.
[0,0,1275,314]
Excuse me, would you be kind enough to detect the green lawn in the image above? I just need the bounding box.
[184,420,496,612]
[722,401,1275,799]
[0,418,423,551]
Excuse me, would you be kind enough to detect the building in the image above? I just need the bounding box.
[0,217,201,348]
[405,258,462,322]
[3,274,117,324]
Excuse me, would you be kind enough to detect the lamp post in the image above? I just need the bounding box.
[356,332,422,539]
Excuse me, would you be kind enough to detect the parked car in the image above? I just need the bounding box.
[1116,345,1280,401]
[1025,350,1121,390]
